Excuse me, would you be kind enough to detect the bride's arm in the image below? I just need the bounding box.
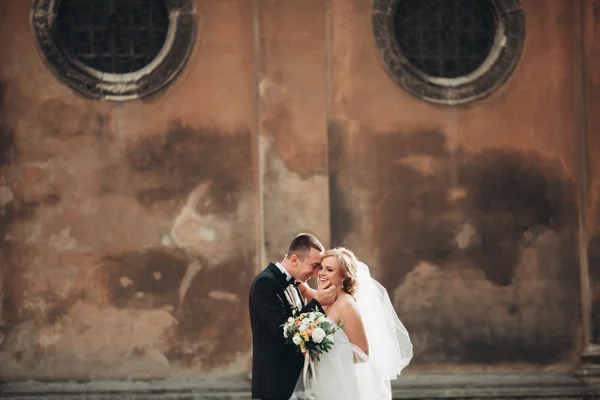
[339,298,369,358]
[299,282,316,302]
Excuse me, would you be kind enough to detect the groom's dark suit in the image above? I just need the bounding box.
[249,263,322,400]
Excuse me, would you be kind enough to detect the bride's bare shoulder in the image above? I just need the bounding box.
[335,293,363,330]
[336,293,359,311]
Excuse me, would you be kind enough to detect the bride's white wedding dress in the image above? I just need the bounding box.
[291,262,413,400]
[291,320,392,400]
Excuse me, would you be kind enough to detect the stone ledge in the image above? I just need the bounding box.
[392,374,598,398]
[2,374,600,399]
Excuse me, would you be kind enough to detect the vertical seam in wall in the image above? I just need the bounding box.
[112,103,124,143]
[574,0,591,351]
[252,0,266,273]
[325,0,332,246]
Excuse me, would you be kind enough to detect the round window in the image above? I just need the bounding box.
[31,0,196,101]
[372,0,525,105]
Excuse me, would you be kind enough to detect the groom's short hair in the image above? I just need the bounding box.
[287,233,324,260]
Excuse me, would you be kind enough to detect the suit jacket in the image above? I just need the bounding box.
[249,263,321,399]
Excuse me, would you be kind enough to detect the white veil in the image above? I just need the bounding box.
[355,261,413,379]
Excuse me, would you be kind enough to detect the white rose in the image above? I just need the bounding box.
[312,328,326,343]
[299,323,308,332]
[302,318,310,325]
[288,317,294,323]
[316,316,326,323]
[292,335,302,345]
[308,314,316,322]
[325,334,334,344]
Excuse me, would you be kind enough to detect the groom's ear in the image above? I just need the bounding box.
[289,254,298,265]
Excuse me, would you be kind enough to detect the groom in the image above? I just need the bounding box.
[249,233,339,400]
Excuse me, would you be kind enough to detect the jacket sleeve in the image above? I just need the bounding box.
[301,298,323,314]
[251,277,294,342]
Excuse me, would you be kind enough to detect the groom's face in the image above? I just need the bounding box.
[295,248,323,282]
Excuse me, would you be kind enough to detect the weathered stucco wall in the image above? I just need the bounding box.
[328,0,581,370]
[258,0,331,263]
[584,0,600,347]
[0,0,592,382]
[0,0,258,380]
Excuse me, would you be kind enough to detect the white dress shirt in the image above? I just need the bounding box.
[276,262,304,312]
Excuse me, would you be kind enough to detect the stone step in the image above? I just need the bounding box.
[2,374,599,399]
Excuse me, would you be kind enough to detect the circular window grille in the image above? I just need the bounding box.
[55,0,170,74]
[31,0,196,101]
[372,0,525,105]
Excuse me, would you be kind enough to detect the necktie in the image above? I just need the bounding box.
[286,276,301,287]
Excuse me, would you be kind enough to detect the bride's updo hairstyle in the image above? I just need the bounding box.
[322,247,359,297]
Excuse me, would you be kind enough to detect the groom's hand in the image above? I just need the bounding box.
[314,284,341,306]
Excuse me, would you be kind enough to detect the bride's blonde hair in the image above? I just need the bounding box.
[322,247,359,297]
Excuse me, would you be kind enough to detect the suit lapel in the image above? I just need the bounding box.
[267,263,303,312]
[267,263,288,287]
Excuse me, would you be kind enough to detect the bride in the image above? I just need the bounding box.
[293,247,413,400]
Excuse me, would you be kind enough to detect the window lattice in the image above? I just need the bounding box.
[55,0,170,74]
[393,0,497,79]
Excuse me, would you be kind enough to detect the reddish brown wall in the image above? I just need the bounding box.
[584,0,600,346]
[328,0,581,370]
[258,0,331,263]
[0,0,258,379]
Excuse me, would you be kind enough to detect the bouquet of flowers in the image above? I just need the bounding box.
[282,308,342,376]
